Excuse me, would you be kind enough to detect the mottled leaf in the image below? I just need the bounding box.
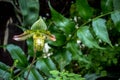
[92,18,112,46]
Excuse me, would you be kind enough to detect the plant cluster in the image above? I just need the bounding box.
[0,0,120,80]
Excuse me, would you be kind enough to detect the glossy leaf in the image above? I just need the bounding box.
[111,11,120,32]
[18,0,39,27]
[31,17,47,30]
[48,33,66,46]
[24,68,44,80]
[113,0,120,10]
[54,49,72,70]
[36,58,56,76]
[27,38,34,56]
[6,44,28,68]
[101,0,113,13]
[66,41,82,59]
[48,2,75,35]
[84,73,100,80]
[77,26,100,48]
[0,62,10,79]
[44,57,57,70]
[67,41,89,63]
[92,18,112,46]
[36,59,50,76]
[76,0,93,20]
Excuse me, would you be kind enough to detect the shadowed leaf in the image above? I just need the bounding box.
[48,2,75,35]
[76,0,93,20]
[0,62,10,79]
[36,58,56,76]
[18,0,39,27]
[24,68,44,80]
[6,44,28,68]
[111,11,120,32]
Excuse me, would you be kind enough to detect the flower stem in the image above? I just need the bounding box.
[25,49,36,80]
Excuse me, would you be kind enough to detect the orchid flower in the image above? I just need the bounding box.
[13,17,56,51]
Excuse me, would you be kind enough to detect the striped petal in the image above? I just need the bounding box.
[13,31,33,41]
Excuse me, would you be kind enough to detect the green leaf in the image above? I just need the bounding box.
[113,0,120,10]
[27,38,34,56]
[54,49,72,70]
[24,68,44,80]
[101,0,113,13]
[49,70,85,80]
[77,26,100,48]
[0,62,10,79]
[66,41,89,63]
[6,44,28,68]
[18,0,39,27]
[36,59,50,76]
[36,58,56,76]
[48,2,75,35]
[92,18,112,46]
[44,58,57,70]
[111,11,120,32]
[76,0,93,20]
[84,74,100,80]
[112,58,118,64]
[66,41,82,60]
[31,17,47,30]
[48,33,66,46]
[49,70,59,76]
[101,70,107,76]
[16,77,24,80]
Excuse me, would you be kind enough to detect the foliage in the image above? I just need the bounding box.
[0,0,120,80]
[48,70,85,80]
